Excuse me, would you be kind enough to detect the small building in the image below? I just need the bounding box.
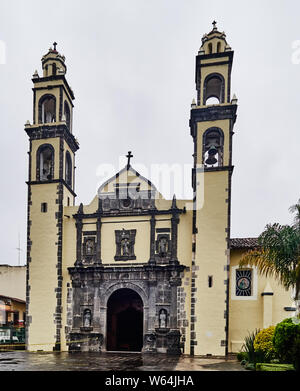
[0,294,26,327]
[0,265,26,301]
[0,265,26,345]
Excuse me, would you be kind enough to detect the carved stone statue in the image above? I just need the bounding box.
[86,239,94,255]
[158,237,168,256]
[143,332,156,352]
[114,229,136,261]
[83,309,91,327]
[121,238,130,256]
[159,309,167,328]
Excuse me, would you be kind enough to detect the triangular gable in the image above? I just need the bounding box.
[97,164,160,200]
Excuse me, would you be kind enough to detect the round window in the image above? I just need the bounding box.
[122,198,131,208]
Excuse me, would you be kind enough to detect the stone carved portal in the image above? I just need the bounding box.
[67,265,184,354]
[106,288,143,352]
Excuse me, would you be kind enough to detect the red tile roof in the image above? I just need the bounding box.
[230,238,259,249]
[0,294,25,304]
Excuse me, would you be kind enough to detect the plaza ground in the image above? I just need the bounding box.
[0,351,245,371]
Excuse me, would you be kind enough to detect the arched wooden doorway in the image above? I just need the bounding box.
[106,288,143,352]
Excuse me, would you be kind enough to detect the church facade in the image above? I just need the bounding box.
[25,25,295,356]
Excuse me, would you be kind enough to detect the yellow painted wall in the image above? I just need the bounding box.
[228,249,294,353]
[27,183,59,351]
[0,266,26,300]
[193,170,229,356]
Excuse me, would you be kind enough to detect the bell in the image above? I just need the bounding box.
[205,145,218,165]
[207,145,218,155]
[205,155,218,165]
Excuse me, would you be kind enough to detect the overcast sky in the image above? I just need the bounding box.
[1,0,300,266]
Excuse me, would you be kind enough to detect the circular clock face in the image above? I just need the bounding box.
[237,276,250,290]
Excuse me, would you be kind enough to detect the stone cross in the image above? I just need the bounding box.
[126,151,133,167]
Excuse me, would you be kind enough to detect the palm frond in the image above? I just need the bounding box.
[289,199,300,230]
[239,201,300,297]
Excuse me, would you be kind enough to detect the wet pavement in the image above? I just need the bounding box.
[0,351,245,371]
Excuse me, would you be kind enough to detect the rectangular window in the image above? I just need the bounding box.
[41,202,47,213]
[67,197,70,206]
[208,275,213,288]
[13,311,19,326]
[236,269,252,296]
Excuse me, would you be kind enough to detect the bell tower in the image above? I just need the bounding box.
[189,22,238,355]
[25,43,79,351]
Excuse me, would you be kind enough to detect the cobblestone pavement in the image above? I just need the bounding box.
[0,351,245,371]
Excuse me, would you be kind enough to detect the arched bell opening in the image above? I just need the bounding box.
[203,73,225,105]
[106,288,143,352]
[64,101,71,130]
[36,144,55,181]
[205,96,220,105]
[202,127,224,167]
[65,151,72,187]
[38,94,56,124]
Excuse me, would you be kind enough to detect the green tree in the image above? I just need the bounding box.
[239,200,300,316]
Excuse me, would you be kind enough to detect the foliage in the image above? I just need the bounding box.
[241,329,262,364]
[239,200,300,313]
[273,317,300,371]
[237,351,248,362]
[256,363,295,371]
[253,326,276,362]
[245,363,255,371]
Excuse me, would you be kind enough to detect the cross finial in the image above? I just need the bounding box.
[126,151,133,168]
[53,42,57,51]
[212,20,217,29]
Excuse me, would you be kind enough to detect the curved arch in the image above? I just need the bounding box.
[104,282,148,307]
[64,100,71,130]
[65,150,72,187]
[202,127,224,167]
[106,287,144,351]
[38,94,56,124]
[203,72,225,104]
[36,143,55,181]
[202,126,224,143]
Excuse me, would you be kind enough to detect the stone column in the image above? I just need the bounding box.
[170,213,179,265]
[96,217,102,265]
[149,214,156,265]
[75,222,83,265]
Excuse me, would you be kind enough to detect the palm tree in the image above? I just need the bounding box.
[239,199,300,316]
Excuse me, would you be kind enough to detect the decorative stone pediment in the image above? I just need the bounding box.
[97,165,159,214]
